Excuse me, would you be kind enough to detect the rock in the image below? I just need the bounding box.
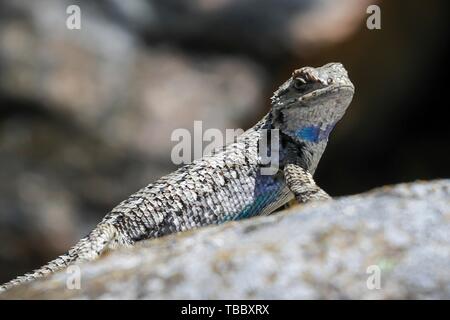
[1,179,449,299]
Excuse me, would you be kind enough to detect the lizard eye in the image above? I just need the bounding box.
[327,78,333,84]
[293,77,307,90]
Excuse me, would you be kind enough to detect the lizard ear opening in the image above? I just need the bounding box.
[270,107,285,128]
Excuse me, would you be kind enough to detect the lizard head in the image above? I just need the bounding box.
[270,62,354,144]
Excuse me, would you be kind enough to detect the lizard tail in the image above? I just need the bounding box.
[0,223,119,293]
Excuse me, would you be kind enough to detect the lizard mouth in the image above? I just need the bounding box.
[300,84,354,101]
[273,84,354,110]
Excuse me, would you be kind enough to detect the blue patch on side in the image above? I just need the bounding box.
[296,126,321,142]
[229,174,285,221]
[235,195,267,220]
[295,123,336,143]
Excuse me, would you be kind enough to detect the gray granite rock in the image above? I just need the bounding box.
[1,179,449,299]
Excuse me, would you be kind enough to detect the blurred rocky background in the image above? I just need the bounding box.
[0,0,449,286]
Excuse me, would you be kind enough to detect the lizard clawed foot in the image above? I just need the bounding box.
[284,163,331,203]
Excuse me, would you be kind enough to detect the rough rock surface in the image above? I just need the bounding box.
[1,179,449,299]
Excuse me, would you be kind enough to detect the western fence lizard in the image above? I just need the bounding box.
[0,62,354,291]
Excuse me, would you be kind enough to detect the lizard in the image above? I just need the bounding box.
[0,62,354,292]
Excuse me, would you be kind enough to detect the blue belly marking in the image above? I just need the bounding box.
[229,174,285,221]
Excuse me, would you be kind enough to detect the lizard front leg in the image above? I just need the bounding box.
[283,163,331,203]
[279,138,331,203]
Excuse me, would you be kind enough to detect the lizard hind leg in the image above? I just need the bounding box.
[70,223,119,261]
[283,163,331,203]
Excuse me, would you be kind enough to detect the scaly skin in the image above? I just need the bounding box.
[1,62,354,292]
